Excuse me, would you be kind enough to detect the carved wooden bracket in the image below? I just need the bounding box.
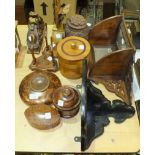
[102,79,129,103]
[88,49,134,104]
[88,15,135,104]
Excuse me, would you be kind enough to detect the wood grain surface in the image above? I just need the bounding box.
[15,25,139,153]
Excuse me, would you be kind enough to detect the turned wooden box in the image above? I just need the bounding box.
[57,36,91,79]
[52,86,81,118]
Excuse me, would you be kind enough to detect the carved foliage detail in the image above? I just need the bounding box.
[102,80,129,104]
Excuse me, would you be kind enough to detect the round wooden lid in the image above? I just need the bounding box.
[57,36,90,61]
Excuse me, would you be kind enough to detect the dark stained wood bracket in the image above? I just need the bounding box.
[81,59,135,151]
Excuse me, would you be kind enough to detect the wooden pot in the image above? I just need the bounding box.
[52,85,81,118]
[19,71,61,106]
[57,36,91,79]
[65,15,89,39]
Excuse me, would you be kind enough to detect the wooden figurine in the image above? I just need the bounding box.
[51,1,71,58]
[27,11,46,54]
[29,27,59,72]
[53,0,70,31]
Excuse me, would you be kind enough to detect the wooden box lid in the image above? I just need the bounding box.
[57,36,90,61]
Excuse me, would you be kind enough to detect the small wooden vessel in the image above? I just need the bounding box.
[65,14,89,39]
[25,104,61,130]
[57,36,91,79]
[19,71,61,106]
[53,86,81,118]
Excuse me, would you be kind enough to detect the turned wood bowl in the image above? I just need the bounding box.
[19,71,61,106]
[25,104,61,130]
[52,85,81,118]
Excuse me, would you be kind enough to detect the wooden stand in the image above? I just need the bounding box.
[15,21,27,68]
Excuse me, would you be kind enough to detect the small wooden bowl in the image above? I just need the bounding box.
[19,71,61,106]
[53,86,81,118]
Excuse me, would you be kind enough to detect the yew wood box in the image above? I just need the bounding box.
[57,36,91,79]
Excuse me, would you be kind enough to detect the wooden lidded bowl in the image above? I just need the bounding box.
[19,71,61,106]
[52,86,81,118]
[24,104,60,130]
[57,36,91,79]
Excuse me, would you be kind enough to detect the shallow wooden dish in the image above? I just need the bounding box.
[19,71,61,106]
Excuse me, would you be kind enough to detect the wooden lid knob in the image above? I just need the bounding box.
[71,43,77,49]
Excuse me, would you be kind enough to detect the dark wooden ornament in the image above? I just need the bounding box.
[27,12,46,54]
[25,104,61,130]
[19,71,61,106]
[29,45,58,72]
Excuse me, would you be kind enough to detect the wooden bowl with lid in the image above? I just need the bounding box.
[57,36,91,79]
[52,85,81,118]
[19,71,61,106]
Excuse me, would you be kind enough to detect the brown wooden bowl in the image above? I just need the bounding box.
[19,71,61,106]
[53,85,81,118]
[24,104,61,130]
